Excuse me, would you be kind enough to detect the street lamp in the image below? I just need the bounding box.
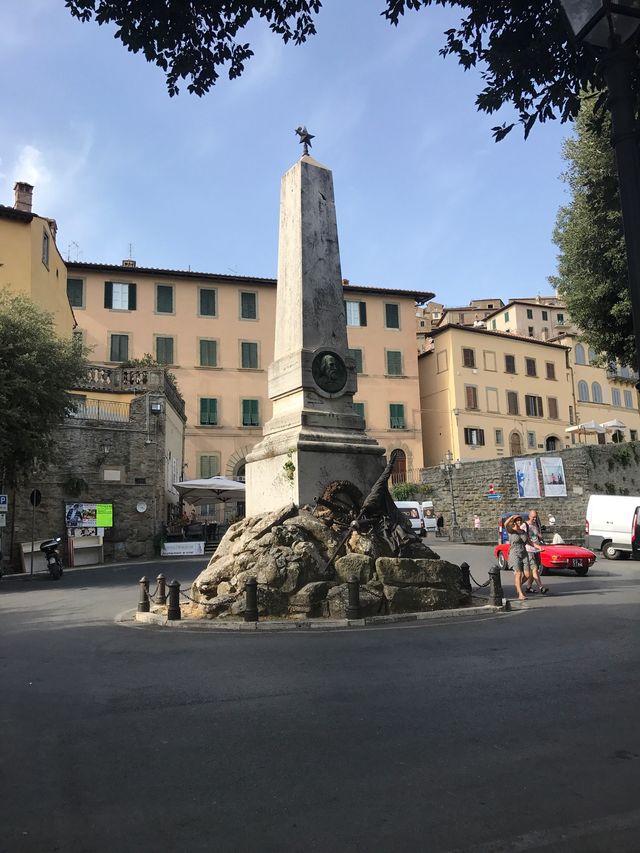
[440,450,461,534]
[559,0,640,387]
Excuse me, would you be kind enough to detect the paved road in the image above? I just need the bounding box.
[1,544,639,853]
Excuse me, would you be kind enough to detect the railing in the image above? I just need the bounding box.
[390,468,423,485]
[163,373,185,419]
[606,367,639,384]
[73,366,185,419]
[66,397,131,423]
[390,418,406,430]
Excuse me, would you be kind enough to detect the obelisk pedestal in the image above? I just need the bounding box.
[245,154,385,515]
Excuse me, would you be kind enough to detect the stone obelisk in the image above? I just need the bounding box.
[245,134,385,514]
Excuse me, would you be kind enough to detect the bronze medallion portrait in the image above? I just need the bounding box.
[312,350,348,394]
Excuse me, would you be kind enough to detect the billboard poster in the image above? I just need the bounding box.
[540,457,567,497]
[514,458,541,499]
[65,503,113,528]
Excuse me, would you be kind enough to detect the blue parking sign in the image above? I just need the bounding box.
[0,494,7,512]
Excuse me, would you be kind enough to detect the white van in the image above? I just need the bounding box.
[421,501,438,533]
[585,494,640,559]
[394,501,426,537]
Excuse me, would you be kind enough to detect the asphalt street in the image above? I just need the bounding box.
[1,541,639,853]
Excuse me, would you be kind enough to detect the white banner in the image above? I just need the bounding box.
[161,541,205,556]
[540,457,567,497]
[514,457,541,499]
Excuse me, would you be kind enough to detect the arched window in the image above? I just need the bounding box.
[509,431,522,456]
[545,436,559,451]
[391,449,407,483]
[588,347,597,365]
[578,380,589,402]
[592,382,603,403]
[575,344,586,365]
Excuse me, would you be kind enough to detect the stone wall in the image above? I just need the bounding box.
[420,442,640,543]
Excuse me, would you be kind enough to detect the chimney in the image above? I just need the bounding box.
[122,259,137,268]
[342,278,349,286]
[14,182,34,213]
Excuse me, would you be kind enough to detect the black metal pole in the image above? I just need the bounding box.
[346,575,361,620]
[137,576,150,613]
[488,565,504,608]
[601,41,640,386]
[156,573,166,605]
[167,580,181,620]
[244,577,258,622]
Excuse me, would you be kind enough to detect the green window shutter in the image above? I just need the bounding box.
[110,335,128,362]
[156,285,172,313]
[349,349,363,373]
[200,455,219,478]
[242,399,259,426]
[387,351,402,375]
[104,282,113,309]
[390,404,405,429]
[128,283,136,311]
[241,292,257,319]
[200,289,216,316]
[67,279,83,307]
[359,301,367,326]
[200,398,217,425]
[353,402,365,423]
[385,304,399,329]
[241,342,258,368]
[157,337,174,364]
[200,340,217,367]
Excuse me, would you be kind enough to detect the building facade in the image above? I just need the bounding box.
[67,261,430,484]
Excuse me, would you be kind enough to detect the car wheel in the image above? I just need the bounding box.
[603,541,622,560]
[497,552,506,570]
[575,566,589,576]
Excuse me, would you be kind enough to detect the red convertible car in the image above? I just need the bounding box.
[494,543,596,576]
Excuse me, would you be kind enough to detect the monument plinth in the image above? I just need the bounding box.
[245,154,385,514]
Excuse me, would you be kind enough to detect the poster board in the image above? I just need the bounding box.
[514,458,541,499]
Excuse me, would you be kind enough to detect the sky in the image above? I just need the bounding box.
[0,0,575,306]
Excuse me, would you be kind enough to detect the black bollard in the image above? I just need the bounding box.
[244,577,258,622]
[156,574,167,605]
[346,575,361,620]
[167,580,181,621]
[137,576,150,613]
[488,565,504,607]
[459,562,472,597]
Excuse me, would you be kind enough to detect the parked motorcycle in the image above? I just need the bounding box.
[39,537,63,580]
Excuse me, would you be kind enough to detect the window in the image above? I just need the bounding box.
[389,404,405,429]
[105,281,136,311]
[525,357,537,377]
[592,382,603,403]
[199,339,217,367]
[384,303,400,329]
[612,388,622,407]
[240,291,257,320]
[526,308,533,319]
[199,288,217,317]
[546,362,556,380]
[527,431,536,449]
[495,428,504,446]
[156,336,174,364]
[505,355,516,374]
[353,402,365,424]
[67,278,84,308]
[199,398,218,426]
[528,327,534,337]
[525,395,544,417]
[436,350,448,372]
[483,351,496,371]
[542,310,548,321]
[486,388,499,413]
[504,311,510,322]
[548,397,559,419]
[507,391,519,415]
[578,380,589,401]
[242,399,260,427]
[109,334,129,362]
[42,229,49,267]
[462,347,476,368]
[491,319,497,330]
[386,350,403,375]
[345,300,367,326]
[241,341,259,369]
[631,430,638,441]
[588,347,597,365]
[349,348,363,374]
[199,454,220,478]
[156,285,174,313]
[464,427,485,446]
[458,313,465,324]
[569,405,575,425]
[557,313,565,324]
[465,385,479,410]
[575,343,586,365]
[624,390,634,408]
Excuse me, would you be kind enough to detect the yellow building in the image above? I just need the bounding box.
[419,325,574,465]
[485,297,575,340]
[0,183,75,337]
[68,261,430,483]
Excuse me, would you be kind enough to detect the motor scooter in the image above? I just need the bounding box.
[39,537,63,580]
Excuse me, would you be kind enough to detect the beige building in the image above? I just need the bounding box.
[68,261,431,484]
[485,297,576,341]
[0,183,75,337]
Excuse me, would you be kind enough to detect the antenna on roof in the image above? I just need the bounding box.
[66,241,80,262]
[128,242,134,259]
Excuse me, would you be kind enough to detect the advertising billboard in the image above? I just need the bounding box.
[65,503,113,528]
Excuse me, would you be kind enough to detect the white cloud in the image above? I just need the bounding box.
[12,144,51,188]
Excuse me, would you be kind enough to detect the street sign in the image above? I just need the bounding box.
[485,493,503,500]
[30,489,42,507]
[0,514,6,527]
[0,494,7,512]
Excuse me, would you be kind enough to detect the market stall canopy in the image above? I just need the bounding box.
[565,420,606,435]
[600,419,627,430]
[174,476,246,505]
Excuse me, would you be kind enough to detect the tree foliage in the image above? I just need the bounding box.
[0,292,88,486]
[64,1,640,139]
[550,96,634,368]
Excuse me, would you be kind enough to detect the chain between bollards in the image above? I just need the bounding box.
[346,575,361,620]
[167,579,181,620]
[244,577,258,622]
[488,565,504,607]
[137,576,150,613]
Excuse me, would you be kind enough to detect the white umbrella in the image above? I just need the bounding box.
[565,420,606,435]
[600,419,627,430]
[174,476,246,506]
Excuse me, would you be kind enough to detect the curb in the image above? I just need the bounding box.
[118,602,506,632]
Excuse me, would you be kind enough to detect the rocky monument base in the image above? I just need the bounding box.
[191,503,469,619]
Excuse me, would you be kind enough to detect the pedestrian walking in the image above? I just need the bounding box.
[436,513,444,537]
[505,514,539,601]
[522,509,549,594]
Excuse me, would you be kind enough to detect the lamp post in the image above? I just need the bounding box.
[559,1,640,387]
[440,450,461,534]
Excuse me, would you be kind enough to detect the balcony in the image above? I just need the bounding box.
[606,366,639,384]
[73,366,185,419]
[66,397,131,423]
